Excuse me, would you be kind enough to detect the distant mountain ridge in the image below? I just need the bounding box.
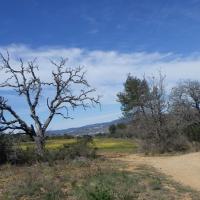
[48,118,126,136]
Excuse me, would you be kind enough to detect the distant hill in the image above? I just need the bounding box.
[48,118,127,136]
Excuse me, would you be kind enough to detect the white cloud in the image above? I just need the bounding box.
[1,44,200,128]
[1,45,200,104]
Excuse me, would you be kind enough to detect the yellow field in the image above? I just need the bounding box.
[93,138,137,153]
[21,137,137,153]
[21,138,76,150]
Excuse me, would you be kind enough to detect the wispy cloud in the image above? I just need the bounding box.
[88,29,99,34]
[1,44,200,128]
[1,44,200,103]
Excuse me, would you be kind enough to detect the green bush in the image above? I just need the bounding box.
[185,123,200,142]
[47,136,97,162]
[107,123,132,138]
[6,136,97,165]
[67,136,96,159]
[116,123,126,129]
[87,184,113,200]
[0,134,13,164]
[0,133,41,165]
[9,147,39,165]
[109,124,116,135]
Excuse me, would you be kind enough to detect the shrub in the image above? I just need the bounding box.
[185,123,200,142]
[0,133,42,165]
[116,123,126,129]
[109,124,116,135]
[140,129,191,154]
[0,135,97,165]
[7,136,97,165]
[56,136,97,160]
[86,184,113,200]
[0,134,15,164]
[149,177,162,190]
[8,147,40,165]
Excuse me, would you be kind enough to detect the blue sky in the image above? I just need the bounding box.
[1,0,200,53]
[1,0,200,129]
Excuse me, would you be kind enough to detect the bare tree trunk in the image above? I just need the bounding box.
[0,54,99,156]
[33,135,45,156]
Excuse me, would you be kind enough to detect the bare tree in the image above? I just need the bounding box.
[170,80,200,127]
[146,73,168,138]
[0,52,100,155]
[169,80,200,143]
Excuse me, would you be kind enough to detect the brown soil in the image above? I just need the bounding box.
[111,152,200,191]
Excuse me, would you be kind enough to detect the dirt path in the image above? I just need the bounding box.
[112,152,200,191]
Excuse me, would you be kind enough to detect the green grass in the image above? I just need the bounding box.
[1,159,200,200]
[93,138,137,153]
[21,137,137,153]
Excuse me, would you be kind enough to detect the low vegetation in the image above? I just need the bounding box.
[0,135,98,165]
[20,137,136,153]
[0,135,137,165]
[93,137,136,153]
[0,134,14,164]
[1,135,199,199]
[1,159,200,200]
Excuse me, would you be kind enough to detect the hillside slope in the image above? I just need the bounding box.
[48,118,127,136]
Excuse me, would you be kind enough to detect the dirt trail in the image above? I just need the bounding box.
[113,152,200,191]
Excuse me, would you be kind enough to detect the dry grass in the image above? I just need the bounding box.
[0,157,200,200]
[1,138,199,199]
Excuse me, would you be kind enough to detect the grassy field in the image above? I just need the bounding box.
[1,158,200,200]
[21,137,137,153]
[2,137,200,199]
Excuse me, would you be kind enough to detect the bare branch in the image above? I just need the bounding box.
[0,52,100,153]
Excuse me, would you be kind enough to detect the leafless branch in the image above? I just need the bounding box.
[0,52,100,154]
